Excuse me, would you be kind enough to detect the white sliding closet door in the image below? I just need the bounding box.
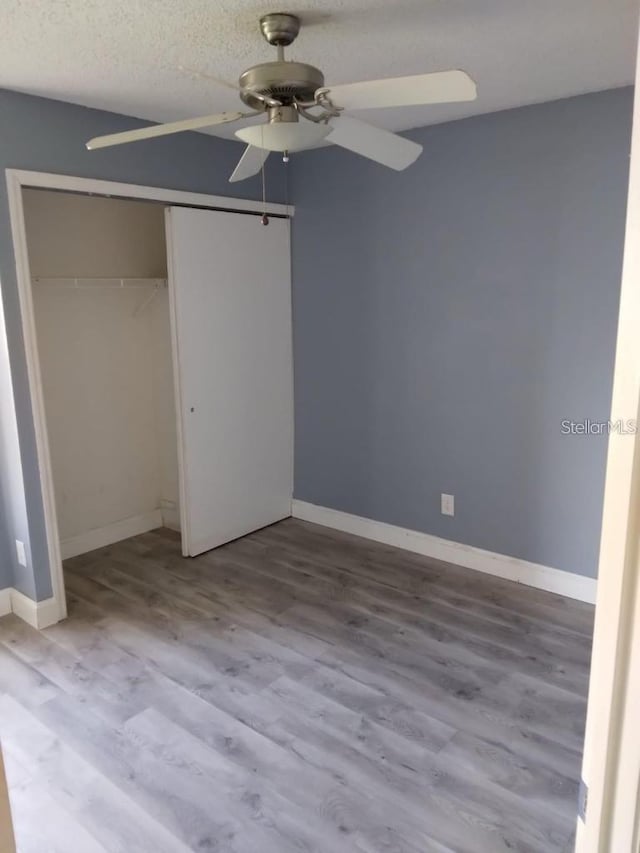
[166,206,293,556]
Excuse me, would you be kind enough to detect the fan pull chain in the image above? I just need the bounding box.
[261,163,269,226]
[261,124,269,226]
[284,146,292,266]
[285,146,290,212]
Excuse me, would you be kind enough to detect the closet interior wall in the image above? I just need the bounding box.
[23,189,180,557]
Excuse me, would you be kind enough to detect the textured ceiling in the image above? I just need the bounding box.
[1,0,637,141]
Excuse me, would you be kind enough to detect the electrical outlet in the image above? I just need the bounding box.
[441,494,455,517]
[15,539,27,567]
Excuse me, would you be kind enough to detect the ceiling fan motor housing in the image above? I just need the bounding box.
[239,61,325,111]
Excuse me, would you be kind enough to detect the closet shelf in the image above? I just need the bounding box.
[32,277,167,289]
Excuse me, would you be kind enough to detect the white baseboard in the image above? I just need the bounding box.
[60,509,163,559]
[10,589,60,629]
[291,500,597,605]
[160,499,181,532]
[0,587,61,629]
[0,589,11,617]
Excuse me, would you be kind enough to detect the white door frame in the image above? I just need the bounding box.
[576,26,640,853]
[4,168,293,626]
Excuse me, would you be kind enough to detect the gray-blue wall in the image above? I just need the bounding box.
[0,506,11,589]
[291,88,633,579]
[0,88,286,599]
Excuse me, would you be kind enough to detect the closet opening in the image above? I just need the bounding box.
[23,187,182,564]
[10,170,294,624]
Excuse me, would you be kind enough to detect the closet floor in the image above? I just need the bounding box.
[0,520,592,853]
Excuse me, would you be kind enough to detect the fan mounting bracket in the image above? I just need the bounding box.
[260,13,301,47]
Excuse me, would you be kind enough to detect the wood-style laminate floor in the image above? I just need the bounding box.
[0,520,593,853]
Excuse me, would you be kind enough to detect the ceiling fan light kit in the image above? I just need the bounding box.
[235,105,333,152]
[85,11,478,183]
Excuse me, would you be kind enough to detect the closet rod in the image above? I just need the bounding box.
[32,277,167,289]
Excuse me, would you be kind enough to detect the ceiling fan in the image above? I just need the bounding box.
[86,12,477,182]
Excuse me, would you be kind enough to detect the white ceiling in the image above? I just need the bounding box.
[1,0,637,140]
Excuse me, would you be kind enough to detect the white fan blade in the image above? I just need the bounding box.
[328,115,422,171]
[229,145,270,183]
[322,70,477,111]
[86,112,248,150]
